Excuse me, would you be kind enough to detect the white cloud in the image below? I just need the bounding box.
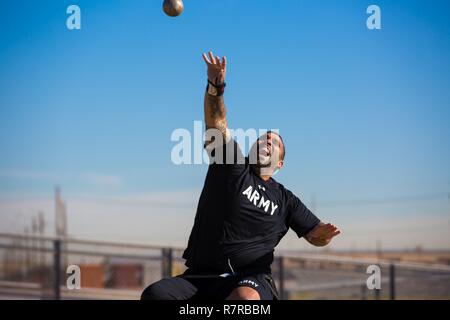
[0,169,122,189]
[81,173,122,188]
[0,170,60,181]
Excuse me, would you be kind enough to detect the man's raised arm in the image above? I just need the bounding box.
[202,51,228,140]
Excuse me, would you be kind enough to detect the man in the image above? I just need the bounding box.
[141,51,340,300]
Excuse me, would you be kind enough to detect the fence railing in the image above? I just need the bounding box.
[1,233,449,300]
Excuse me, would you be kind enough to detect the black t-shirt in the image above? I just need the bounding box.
[182,137,320,273]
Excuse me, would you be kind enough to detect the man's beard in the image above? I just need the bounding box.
[249,144,272,168]
[256,158,272,168]
[255,149,272,168]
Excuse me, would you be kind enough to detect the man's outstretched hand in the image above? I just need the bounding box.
[306,223,341,247]
[202,51,227,85]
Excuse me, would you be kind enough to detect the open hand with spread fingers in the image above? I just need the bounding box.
[202,51,227,85]
[306,223,341,247]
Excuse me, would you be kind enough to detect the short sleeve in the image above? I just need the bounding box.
[204,129,244,163]
[205,133,247,178]
[287,192,320,238]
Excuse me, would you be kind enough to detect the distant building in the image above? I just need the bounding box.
[105,258,143,289]
[79,264,105,288]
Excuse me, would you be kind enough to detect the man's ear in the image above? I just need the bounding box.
[277,160,284,170]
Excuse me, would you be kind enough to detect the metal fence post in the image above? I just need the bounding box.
[374,288,381,300]
[167,248,173,277]
[278,256,285,300]
[161,248,173,278]
[160,248,165,278]
[53,239,61,300]
[389,263,396,300]
[361,284,367,300]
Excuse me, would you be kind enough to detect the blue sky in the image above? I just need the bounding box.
[0,0,449,250]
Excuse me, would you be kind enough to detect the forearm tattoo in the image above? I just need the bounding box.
[205,94,228,138]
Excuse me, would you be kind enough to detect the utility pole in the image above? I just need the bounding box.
[55,186,68,269]
[376,239,382,261]
[38,211,46,267]
[24,226,30,279]
[31,216,38,270]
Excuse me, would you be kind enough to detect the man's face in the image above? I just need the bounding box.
[249,132,284,174]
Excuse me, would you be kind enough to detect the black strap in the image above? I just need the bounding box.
[206,80,226,96]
